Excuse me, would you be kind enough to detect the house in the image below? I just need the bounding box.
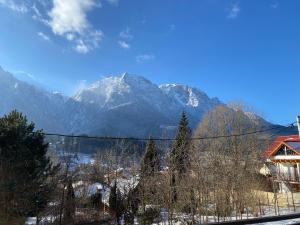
[262,116,300,193]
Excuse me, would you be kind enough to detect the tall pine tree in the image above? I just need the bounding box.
[140,137,160,178]
[170,112,191,175]
[109,181,123,225]
[169,112,191,205]
[64,178,75,225]
[0,110,57,224]
[139,137,161,214]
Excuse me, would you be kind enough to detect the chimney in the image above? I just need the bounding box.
[297,116,300,137]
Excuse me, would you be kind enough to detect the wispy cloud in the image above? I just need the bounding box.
[66,33,75,41]
[0,0,28,13]
[170,24,176,31]
[136,54,155,63]
[227,4,240,19]
[119,27,132,50]
[32,4,42,17]
[74,36,97,54]
[12,70,52,91]
[141,17,147,24]
[75,43,89,54]
[31,4,50,26]
[120,27,133,39]
[118,40,130,49]
[37,32,50,41]
[72,79,88,94]
[271,2,279,9]
[106,0,119,7]
[13,70,36,80]
[36,0,50,7]
[2,0,118,54]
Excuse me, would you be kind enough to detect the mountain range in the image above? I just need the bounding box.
[0,66,296,137]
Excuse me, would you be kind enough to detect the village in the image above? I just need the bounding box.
[18,113,300,225]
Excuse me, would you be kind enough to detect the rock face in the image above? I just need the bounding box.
[73,73,221,136]
[159,83,221,126]
[0,67,67,132]
[0,67,295,137]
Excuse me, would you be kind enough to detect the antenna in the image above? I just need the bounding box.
[297,116,300,137]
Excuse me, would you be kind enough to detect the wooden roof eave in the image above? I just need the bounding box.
[269,143,300,157]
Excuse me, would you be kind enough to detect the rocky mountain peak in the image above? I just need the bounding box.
[1,67,289,138]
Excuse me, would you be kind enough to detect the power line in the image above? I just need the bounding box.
[39,122,297,141]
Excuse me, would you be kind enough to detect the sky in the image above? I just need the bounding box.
[0,0,299,125]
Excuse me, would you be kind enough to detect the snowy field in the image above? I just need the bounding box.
[26,210,300,225]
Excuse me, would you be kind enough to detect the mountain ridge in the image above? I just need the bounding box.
[0,67,296,137]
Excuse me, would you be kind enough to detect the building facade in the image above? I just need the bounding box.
[263,117,300,193]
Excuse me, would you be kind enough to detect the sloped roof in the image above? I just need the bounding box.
[264,135,300,157]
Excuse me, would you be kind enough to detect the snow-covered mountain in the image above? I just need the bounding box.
[159,83,221,126]
[74,73,174,113]
[72,73,222,136]
[0,66,68,132]
[0,67,294,137]
[0,66,102,134]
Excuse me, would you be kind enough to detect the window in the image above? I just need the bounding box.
[274,145,298,156]
[286,149,297,155]
[274,146,285,156]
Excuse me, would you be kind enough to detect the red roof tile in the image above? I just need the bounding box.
[263,135,300,157]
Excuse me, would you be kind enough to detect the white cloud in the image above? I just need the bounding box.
[106,0,119,6]
[0,0,28,13]
[1,0,109,54]
[75,41,89,54]
[32,4,41,17]
[48,0,100,35]
[120,27,133,39]
[44,0,103,54]
[38,32,50,41]
[47,0,103,53]
[227,4,240,19]
[118,40,130,49]
[136,54,155,63]
[74,31,102,54]
[32,4,50,26]
[66,33,75,41]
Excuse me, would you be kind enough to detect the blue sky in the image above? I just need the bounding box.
[0,0,299,125]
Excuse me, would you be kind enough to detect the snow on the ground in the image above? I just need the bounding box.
[113,175,139,194]
[25,216,57,225]
[256,218,300,224]
[74,180,110,204]
[26,207,300,225]
[25,217,36,225]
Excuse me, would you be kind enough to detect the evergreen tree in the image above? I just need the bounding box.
[139,137,161,214]
[91,189,103,210]
[140,137,160,178]
[169,112,191,205]
[64,178,75,225]
[109,181,123,225]
[116,189,124,225]
[170,112,191,175]
[0,110,57,224]
[109,181,117,216]
[124,187,139,225]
